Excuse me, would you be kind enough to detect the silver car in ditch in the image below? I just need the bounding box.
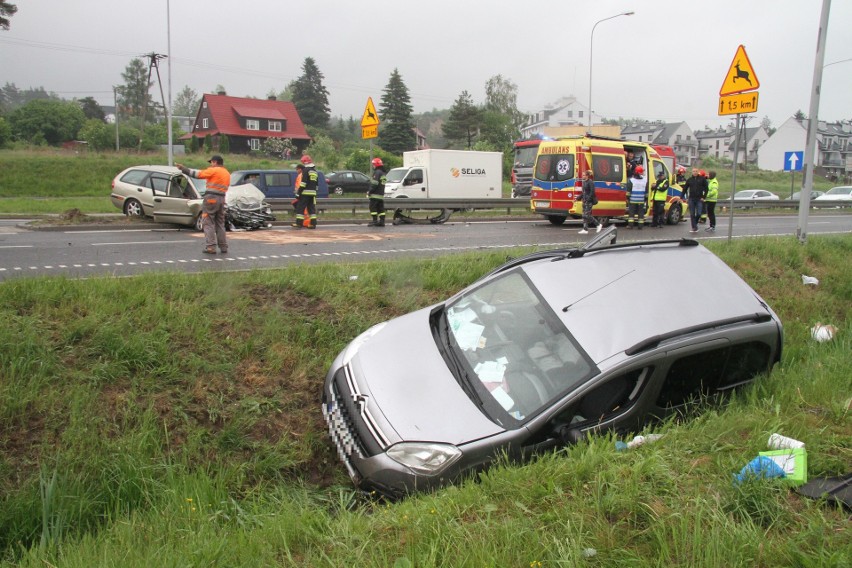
[322,232,783,497]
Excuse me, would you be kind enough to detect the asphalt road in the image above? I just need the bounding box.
[1,214,850,282]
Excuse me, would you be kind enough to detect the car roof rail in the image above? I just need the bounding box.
[625,312,774,356]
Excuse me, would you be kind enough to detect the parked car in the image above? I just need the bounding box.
[230,169,329,199]
[733,189,780,208]
[790,191,824,200]
[326,170,372,195]
[813,185,852,205]
[322,231,783,498]
[110,165,203,228]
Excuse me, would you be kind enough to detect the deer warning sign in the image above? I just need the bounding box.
[720,45,760,96]
[360,97,380,127]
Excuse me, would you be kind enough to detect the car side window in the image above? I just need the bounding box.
[592,155,623,184]
[656,342,771,408]
[566,368,647,427]
[149,173,170,196]
[120,169,150,186]
[267,173,291,187]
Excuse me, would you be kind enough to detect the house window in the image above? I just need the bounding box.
[716,140,719,149]
[638,136,643,142]
[567,111,573,118]
[202,101,207,109]
[249,138,260,151]
[246,119,260,131]
[268,121,282,132]
[579,111,584,118]
[676,135,681,142]
[202,118,208,128]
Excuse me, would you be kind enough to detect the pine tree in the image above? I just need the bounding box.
[442,91,481,150]
[378,69,415,155]
[291,57,330,128]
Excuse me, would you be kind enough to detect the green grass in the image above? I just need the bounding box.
[0,230,850,563]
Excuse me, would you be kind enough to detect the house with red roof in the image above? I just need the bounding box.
[181,91,311,155]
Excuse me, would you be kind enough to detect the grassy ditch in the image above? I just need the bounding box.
[0,236,850,566]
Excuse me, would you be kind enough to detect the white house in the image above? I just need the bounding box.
[696,125,769,166]
[519,96,603,138]
[758,117,852,179]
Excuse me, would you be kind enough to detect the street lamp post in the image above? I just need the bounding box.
[588,11,634,130]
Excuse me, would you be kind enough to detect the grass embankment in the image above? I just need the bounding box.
[1,236,850,566]
[0,149,837,216]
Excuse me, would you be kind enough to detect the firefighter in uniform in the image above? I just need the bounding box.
[292,155,318,229]
[176,155,229,254]
[368,157,387,227]
[625,165,648,229]
[650,170,670,228]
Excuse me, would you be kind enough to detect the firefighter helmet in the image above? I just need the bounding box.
[300,154,313,165]
[699,169,707,177]
[635,165,645,175]
[371,157,383,168]
[677,166,686,174]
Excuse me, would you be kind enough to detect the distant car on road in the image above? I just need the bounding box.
[322,232,783,498]
[733,189,780,208]
[813,185,852,206]
[325,170,372,195]
[790,191,824,200]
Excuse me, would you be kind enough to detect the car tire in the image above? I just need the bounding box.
[195,214,204,232]
[124,198,143,217]
[666,203,683,225]
[333,186,344,196]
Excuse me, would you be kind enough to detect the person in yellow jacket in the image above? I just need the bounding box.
[176,155,229,254]
[650,171,669,228]
[704,170,719,232]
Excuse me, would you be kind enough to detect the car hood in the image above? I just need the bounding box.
[350,307,504,446]
[227,184,268,209]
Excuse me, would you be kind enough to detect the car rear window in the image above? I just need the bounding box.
[534,154,575,182]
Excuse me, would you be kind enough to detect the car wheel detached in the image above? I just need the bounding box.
[124,198,143,217]
[333,186,344,196]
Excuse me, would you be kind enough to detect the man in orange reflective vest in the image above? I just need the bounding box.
[176,155,230,254]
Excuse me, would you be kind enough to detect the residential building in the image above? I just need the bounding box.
[621,121,698,167]
[758,117,851,181]
[180,92,311,155]
[519,96,604,138]
[696,125,769,166]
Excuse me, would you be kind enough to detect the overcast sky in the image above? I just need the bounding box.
[1,0,850,132]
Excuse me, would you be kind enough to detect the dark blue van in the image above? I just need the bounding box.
[229,169,329,199]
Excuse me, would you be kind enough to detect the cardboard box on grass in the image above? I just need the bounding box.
[758,448,807,486]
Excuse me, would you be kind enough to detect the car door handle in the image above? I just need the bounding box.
[154,198,162,203]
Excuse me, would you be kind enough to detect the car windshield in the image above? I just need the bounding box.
[385,168,407,183]
[514,145,539,167]
[439,270,594,424]
[826,187,852,196]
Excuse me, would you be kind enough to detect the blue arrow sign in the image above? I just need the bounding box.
[784,151,803,172]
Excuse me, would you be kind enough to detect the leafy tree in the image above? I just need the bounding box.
[77,97,105,121]
[173,86,200,117]
[189,135,199,154]
[442,90,480,149]
[0,116,11,147]
[303,133,339,169]
[0,1,17,30]
[478,109,515,151]
[204,134,212,153]
[8,99,85,145]
[290,57,330,128]
[77,119,113,150]
[378,68,415,154]
[1,83,57,113]
[261,137,295,159]
[484,75,523,130]
[117,58,153,120]
[218,134,230,154]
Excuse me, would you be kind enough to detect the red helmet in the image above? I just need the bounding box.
[677,166,686,174]
[634,165,645,175]
[300,154,312,165]
[699,169,707,177]
[371,157,383,168]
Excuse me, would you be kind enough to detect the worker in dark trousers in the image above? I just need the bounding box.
[368,157,387,227]
[292,154,318,229]
[625,165,648,229]
[650,170,669,228]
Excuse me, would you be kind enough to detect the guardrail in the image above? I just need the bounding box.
[266,197,849,214]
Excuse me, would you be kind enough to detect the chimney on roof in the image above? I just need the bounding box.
[267,95,277,101]
[217,90,226,96]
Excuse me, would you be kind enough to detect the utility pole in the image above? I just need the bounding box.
[139,52,168,151]
[113,86,120,151]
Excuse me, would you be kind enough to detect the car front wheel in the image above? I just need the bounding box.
[195,214,204,232]
[666,203,683,225]
[124,198,143,217]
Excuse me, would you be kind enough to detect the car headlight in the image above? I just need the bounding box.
[386,442,462,476]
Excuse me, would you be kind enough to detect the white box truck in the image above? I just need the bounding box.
[384,149,503,199]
